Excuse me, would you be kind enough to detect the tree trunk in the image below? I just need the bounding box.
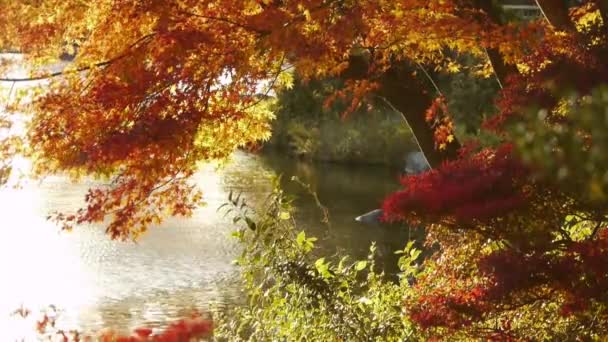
[485,48,516,88]
[535,0,575,30]
[342,55,460,168]
[377,63,461,168]
[473,0,519,87]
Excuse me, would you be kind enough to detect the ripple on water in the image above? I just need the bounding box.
[1,151,410,336]
[0,152,268,335]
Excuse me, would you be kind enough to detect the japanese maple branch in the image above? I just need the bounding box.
[242,54,287,111]
[103,163,192,216]
[0,33,156,83]
[176,10,267,34]
[181,0,339,36]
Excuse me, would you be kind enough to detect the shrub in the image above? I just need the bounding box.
[215,179,421,341]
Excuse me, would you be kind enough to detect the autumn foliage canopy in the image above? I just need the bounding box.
[2,0,608,339]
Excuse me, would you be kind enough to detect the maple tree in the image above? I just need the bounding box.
[1,0,608,340]
[0,0,543,238]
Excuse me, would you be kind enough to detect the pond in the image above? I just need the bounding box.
[0,151,413,338]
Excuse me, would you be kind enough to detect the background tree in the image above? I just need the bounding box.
[267,76,417,164]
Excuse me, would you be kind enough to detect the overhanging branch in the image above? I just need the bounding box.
[0,33,156,83]
[0,60,113,83]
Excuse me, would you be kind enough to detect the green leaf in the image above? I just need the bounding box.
[410,249,421,261]
[355,260,367,271]
[296,231,306,246]
[315,258,334,279]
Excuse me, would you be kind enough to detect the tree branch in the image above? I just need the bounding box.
[377,61,460,168]
[341,54,460,168]
[0,59,114,83]
[472,0,519,88]
[176,10,268,34]
[0,33,156,83]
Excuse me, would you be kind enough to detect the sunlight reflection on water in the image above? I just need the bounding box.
[0,146,410,339]
[0,153,272,338]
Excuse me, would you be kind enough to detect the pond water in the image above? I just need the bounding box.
[0,151,413,339]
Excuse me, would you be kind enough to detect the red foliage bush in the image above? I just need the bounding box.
[409,229,608,333]
[382,144,528,225]
[409,288,487,330]
[101,317,213,342]
[29,308,213,342]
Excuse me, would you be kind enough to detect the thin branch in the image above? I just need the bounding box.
[243,55,287,110]
[229,55,287,150]
[0,60,113,83]
[4,81,15,110]
[103,165,191,216]
[0,50,23,55]
[177,10,267,34]
[415,62,443,96]
[0,33,156,83]
[292,176,331,228]
[180,0,337,37]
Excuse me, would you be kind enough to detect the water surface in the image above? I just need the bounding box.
[0,151,411,338]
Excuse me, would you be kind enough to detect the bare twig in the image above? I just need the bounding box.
[291,176,331,228]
